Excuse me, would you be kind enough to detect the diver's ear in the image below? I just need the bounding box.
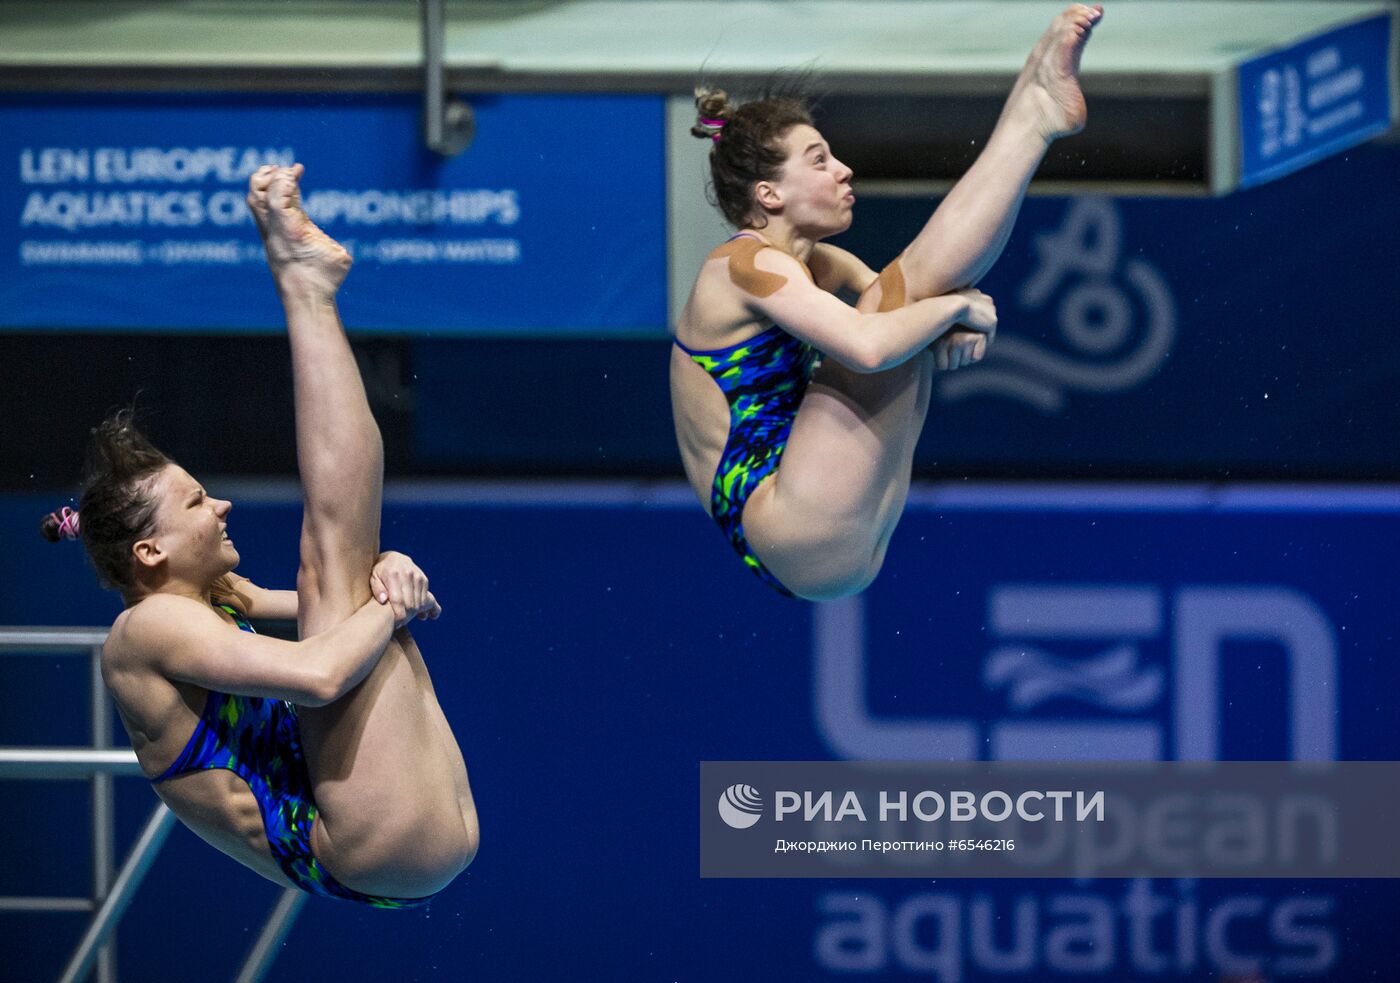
[132,537,166,572]
[754,180,783,213]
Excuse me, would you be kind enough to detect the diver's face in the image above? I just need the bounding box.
[761,125,855,236]
[137,464,239,585]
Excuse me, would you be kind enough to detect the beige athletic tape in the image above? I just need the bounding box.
[710,236,813,298]
[875,257,906,312]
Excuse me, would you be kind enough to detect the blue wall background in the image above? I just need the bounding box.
[411,142,1400,479]
[2,486,1397,981]
[3,111,1397,482]
[826,142,1400,478]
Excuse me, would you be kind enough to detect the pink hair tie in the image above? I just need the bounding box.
[701,117,727,143]
[55,507,80,540]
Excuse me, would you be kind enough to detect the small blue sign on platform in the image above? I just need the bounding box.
[1237,13,1394,189]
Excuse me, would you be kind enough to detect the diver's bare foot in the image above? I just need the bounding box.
[1006,3,1103,142]
[246,164,351,296]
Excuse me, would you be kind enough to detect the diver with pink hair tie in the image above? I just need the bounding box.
[673,4,1104,599]
[39,165,478,907]
[699,117,728,142]
[40,505,81,541]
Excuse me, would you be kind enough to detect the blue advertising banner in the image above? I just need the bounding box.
[0,93,666,334]
[822,143,1400,477]
[406,144,1400,477]
[1,484,1397,980]
[1237,13,1394,190]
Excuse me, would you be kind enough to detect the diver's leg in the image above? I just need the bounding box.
[741,346,935,600]
[251,166,476,896]
[898,4,1102,298]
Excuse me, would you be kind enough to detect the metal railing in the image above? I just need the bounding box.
[0,627,304,983]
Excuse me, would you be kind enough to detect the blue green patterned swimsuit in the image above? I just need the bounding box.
[676,269,821,596]
[152,604,431,908]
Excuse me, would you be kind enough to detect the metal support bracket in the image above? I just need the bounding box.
[421,0,475,156]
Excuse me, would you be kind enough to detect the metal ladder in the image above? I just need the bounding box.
[0,627,304,983]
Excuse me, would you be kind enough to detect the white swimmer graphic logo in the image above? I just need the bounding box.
[983,643,1164,711]
[939,198,1176,413]
[717,784,764,829]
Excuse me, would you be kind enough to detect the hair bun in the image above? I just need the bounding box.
[691,86,734,141]
[40,506,80,543]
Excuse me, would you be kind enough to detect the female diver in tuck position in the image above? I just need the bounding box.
[41,165,477,906]
[672,4,1103,599]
